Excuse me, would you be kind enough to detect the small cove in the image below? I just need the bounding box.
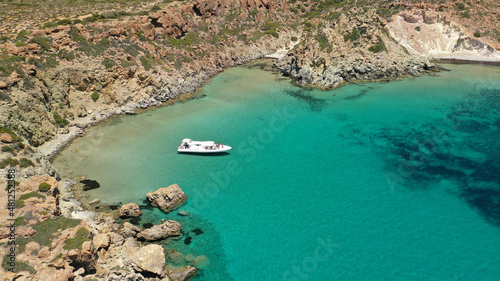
[53,60,500,280]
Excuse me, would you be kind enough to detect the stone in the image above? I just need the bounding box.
[167,266,198,281]
[167,249,185,264]
[0,133,13,143]
[93,233,110,250]
[137,220,182,241]
[89,199,100,205]
[119,202,142,218]
[146,184,187,213]
[124,244,165,276]
[121,222,142,238]
[192,255,210,270]
[177,210,190,216]
[33,266,74,281]
[81,241,94,253]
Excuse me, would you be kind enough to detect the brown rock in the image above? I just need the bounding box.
[0,133,12,143]
[137,220,182,241]
[124,244,165,276]
[33,266,74,281]
[146,184,187,213]
[92,233,110,250]
[121,222,142,238]
[119,202,142,218]
[167,249,185,264]
[167,265,198,281]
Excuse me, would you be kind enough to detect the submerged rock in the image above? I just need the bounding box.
[177,209,190,216]
[136,220,182,241]
[146,184,187,213]
[167,265,198,281]
[119,203,142,218]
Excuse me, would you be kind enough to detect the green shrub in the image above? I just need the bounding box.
[91,91,100,102]
[473,31,481,37]
[415,26,421,32]
[50,253,63,263]
[39,182,51,192]
[56,19,72,26]
[326,11,342,21]
[19,191,45,200]
[0,157,19,168]
[43,22,57,29]
[63,227,91,250]
[140,55,157,71]
[291,36,298,42]
[102,58,117,69]
[250,8,259,16]
[2,255,34,274]
[15,41,28,47]
[30,217,81,247]
[30,36,52,51]
[12,141,25,150]
[53,111,69,127]
[120,59,135,68]
[19,158,35,168]
[151,5,161,11]
[344,29,361,42]
[368,37,387,53]
[15,216,27,226]
[315,32,332,52]
[58,49,75,61]
[2,145,16,155]
[0,91,10,101]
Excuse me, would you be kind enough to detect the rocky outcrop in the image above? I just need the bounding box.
[387,10,500,61]
[137,220,182,241]
[120,222,142,238]
[64,248,96,273]
[0,133,12,143]
[123,244,166,276]
[275,9,429,89]
[119,202,143,218]
[146,184,187,213]
[167,266,198,281]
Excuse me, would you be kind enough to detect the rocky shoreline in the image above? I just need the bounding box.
[1,0,500,280]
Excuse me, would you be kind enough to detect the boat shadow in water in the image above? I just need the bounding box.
[177,152,230,157]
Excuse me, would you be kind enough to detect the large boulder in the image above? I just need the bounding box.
[167,265,198,281]
[121,222,142,238]
[119,203,142,218]
[146,184,187,213]
[124,244,165,276]
[0,133,12,143]
[92,233,110,250]
[137,220,182,241]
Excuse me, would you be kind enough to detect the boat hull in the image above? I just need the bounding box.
[177,146,232,154]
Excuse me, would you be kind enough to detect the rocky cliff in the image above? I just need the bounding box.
[274,8,432,89]
[388,9,500,61]
[0,0,296,149]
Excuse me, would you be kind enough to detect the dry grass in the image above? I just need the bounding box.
[0,0,165,36]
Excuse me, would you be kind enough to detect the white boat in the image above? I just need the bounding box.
[178,139,232,154]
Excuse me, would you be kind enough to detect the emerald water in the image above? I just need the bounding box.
[53,61,500,280]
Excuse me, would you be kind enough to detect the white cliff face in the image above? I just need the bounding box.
[388,11,500,61]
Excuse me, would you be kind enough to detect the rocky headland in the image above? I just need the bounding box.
[1,0,499,280]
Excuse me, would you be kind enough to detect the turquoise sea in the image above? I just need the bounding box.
[53,61,500,280]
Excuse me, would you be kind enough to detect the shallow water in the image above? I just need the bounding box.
[53,61,500,280]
